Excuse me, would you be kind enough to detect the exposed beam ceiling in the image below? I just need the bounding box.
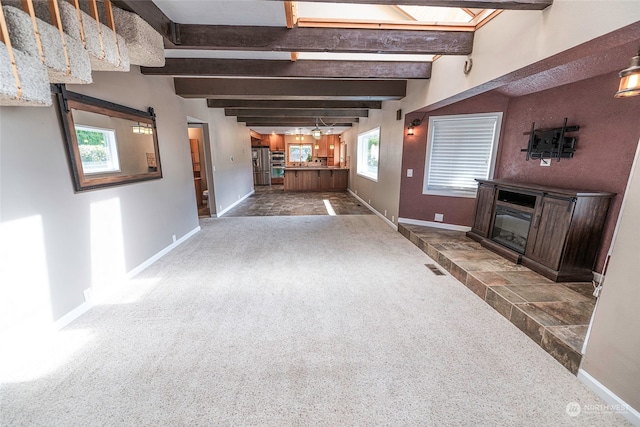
[226,109,369,118]
[117,0,553,134]
[265,0,552,10]
[207,100,383,109]
[175,78,407,100]
[142,58,432,79]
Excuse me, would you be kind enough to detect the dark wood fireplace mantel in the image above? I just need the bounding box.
[467,179,614,282]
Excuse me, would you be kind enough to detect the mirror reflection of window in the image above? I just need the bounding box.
[75,125,120,174]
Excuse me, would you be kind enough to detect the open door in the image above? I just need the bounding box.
[188,124,214,217]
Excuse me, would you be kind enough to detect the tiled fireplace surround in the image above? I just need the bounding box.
[398,222,596,375]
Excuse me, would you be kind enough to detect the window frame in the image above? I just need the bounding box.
[288,143,313,163]
[422,112,502,198]
[356,127,381,182]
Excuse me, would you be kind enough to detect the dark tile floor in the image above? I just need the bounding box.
[224,185,374,217]
[399,222,596,375]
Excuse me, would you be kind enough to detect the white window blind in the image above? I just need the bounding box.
[423,113,502,196]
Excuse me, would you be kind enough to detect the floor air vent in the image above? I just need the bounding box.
[425,263,445,276]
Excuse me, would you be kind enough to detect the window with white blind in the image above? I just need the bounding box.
[422,112,502,197]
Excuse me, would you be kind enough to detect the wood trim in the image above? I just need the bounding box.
[87,0,106,59]
[20,0,45,62]
[296,17,476,32]
[69,0,86,47]
[102,0,123,67]
[473,9,502,30]
[283,1,297,28]
[0,3,22,99]
[142,58,432,79]
[461,7,477,18]
[47,0,71,75]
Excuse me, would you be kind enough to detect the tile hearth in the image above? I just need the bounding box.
[399,222,596,375]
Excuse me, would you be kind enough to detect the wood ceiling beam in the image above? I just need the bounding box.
[265,0,552,10]
[110,0,175,44]
[244,121,354,127]
[172,25,473,55]
[142,58,431,79]
[174,78,407,100]
[238,117,359,123]
[227,109,369,118]
[207,100,383,109]
[239,117,358,124]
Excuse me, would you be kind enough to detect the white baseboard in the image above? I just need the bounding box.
[398,217,472,232]
[53,225,201,331]
[216,190,255,217]
[348,189,397,230]
[53,301,93,331]
[577,369,640,426]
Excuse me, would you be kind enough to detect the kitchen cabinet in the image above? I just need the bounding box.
[314,136,328,157]
[268,134,285,151]
[327,135,339,166]
[467,179,613,282]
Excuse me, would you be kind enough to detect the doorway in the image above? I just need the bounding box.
[188,124,214,217]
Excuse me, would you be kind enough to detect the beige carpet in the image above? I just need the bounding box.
[0,215,629,425]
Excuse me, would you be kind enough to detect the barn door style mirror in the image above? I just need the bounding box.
[53,84,162,192]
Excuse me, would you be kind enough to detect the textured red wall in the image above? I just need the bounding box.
[399,91,510,226]
[399,71,640,272]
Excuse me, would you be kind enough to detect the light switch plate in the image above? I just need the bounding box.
[407,168,413,177]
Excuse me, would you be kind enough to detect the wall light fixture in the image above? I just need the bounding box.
[615,45,640,98]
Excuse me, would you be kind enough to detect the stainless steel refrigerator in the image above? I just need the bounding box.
[252,147,271,186]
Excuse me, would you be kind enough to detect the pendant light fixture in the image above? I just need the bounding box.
[312,117,322,140]
[615,45,640,98]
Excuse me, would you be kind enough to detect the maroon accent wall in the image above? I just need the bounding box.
[399,91,510,227]
[497,71,640,271]
[399,71,640,272]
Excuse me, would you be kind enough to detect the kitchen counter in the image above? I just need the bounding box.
[284,168,349,191]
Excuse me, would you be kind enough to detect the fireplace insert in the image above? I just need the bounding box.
[491,206,532,254]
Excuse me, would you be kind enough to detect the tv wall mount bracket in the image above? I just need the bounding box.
[521,117,579,162]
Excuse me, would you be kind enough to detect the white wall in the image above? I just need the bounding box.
[183,100,254,215]
[346,101,403,225]
[0,67,199,332]
[403,0,640,114]
[581,136,640,416]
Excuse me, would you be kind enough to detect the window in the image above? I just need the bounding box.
[75,125,120,174]
[357,127,380,181]
[423,112,502,197]
[288,143,313,163]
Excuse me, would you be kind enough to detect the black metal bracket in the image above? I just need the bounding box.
[521,117,579,162]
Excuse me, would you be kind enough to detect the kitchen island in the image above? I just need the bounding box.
[284,167,349,191]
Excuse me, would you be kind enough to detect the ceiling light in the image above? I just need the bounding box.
[312,117,322,140]
[132,123,145,134]
[615,45,640,98]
